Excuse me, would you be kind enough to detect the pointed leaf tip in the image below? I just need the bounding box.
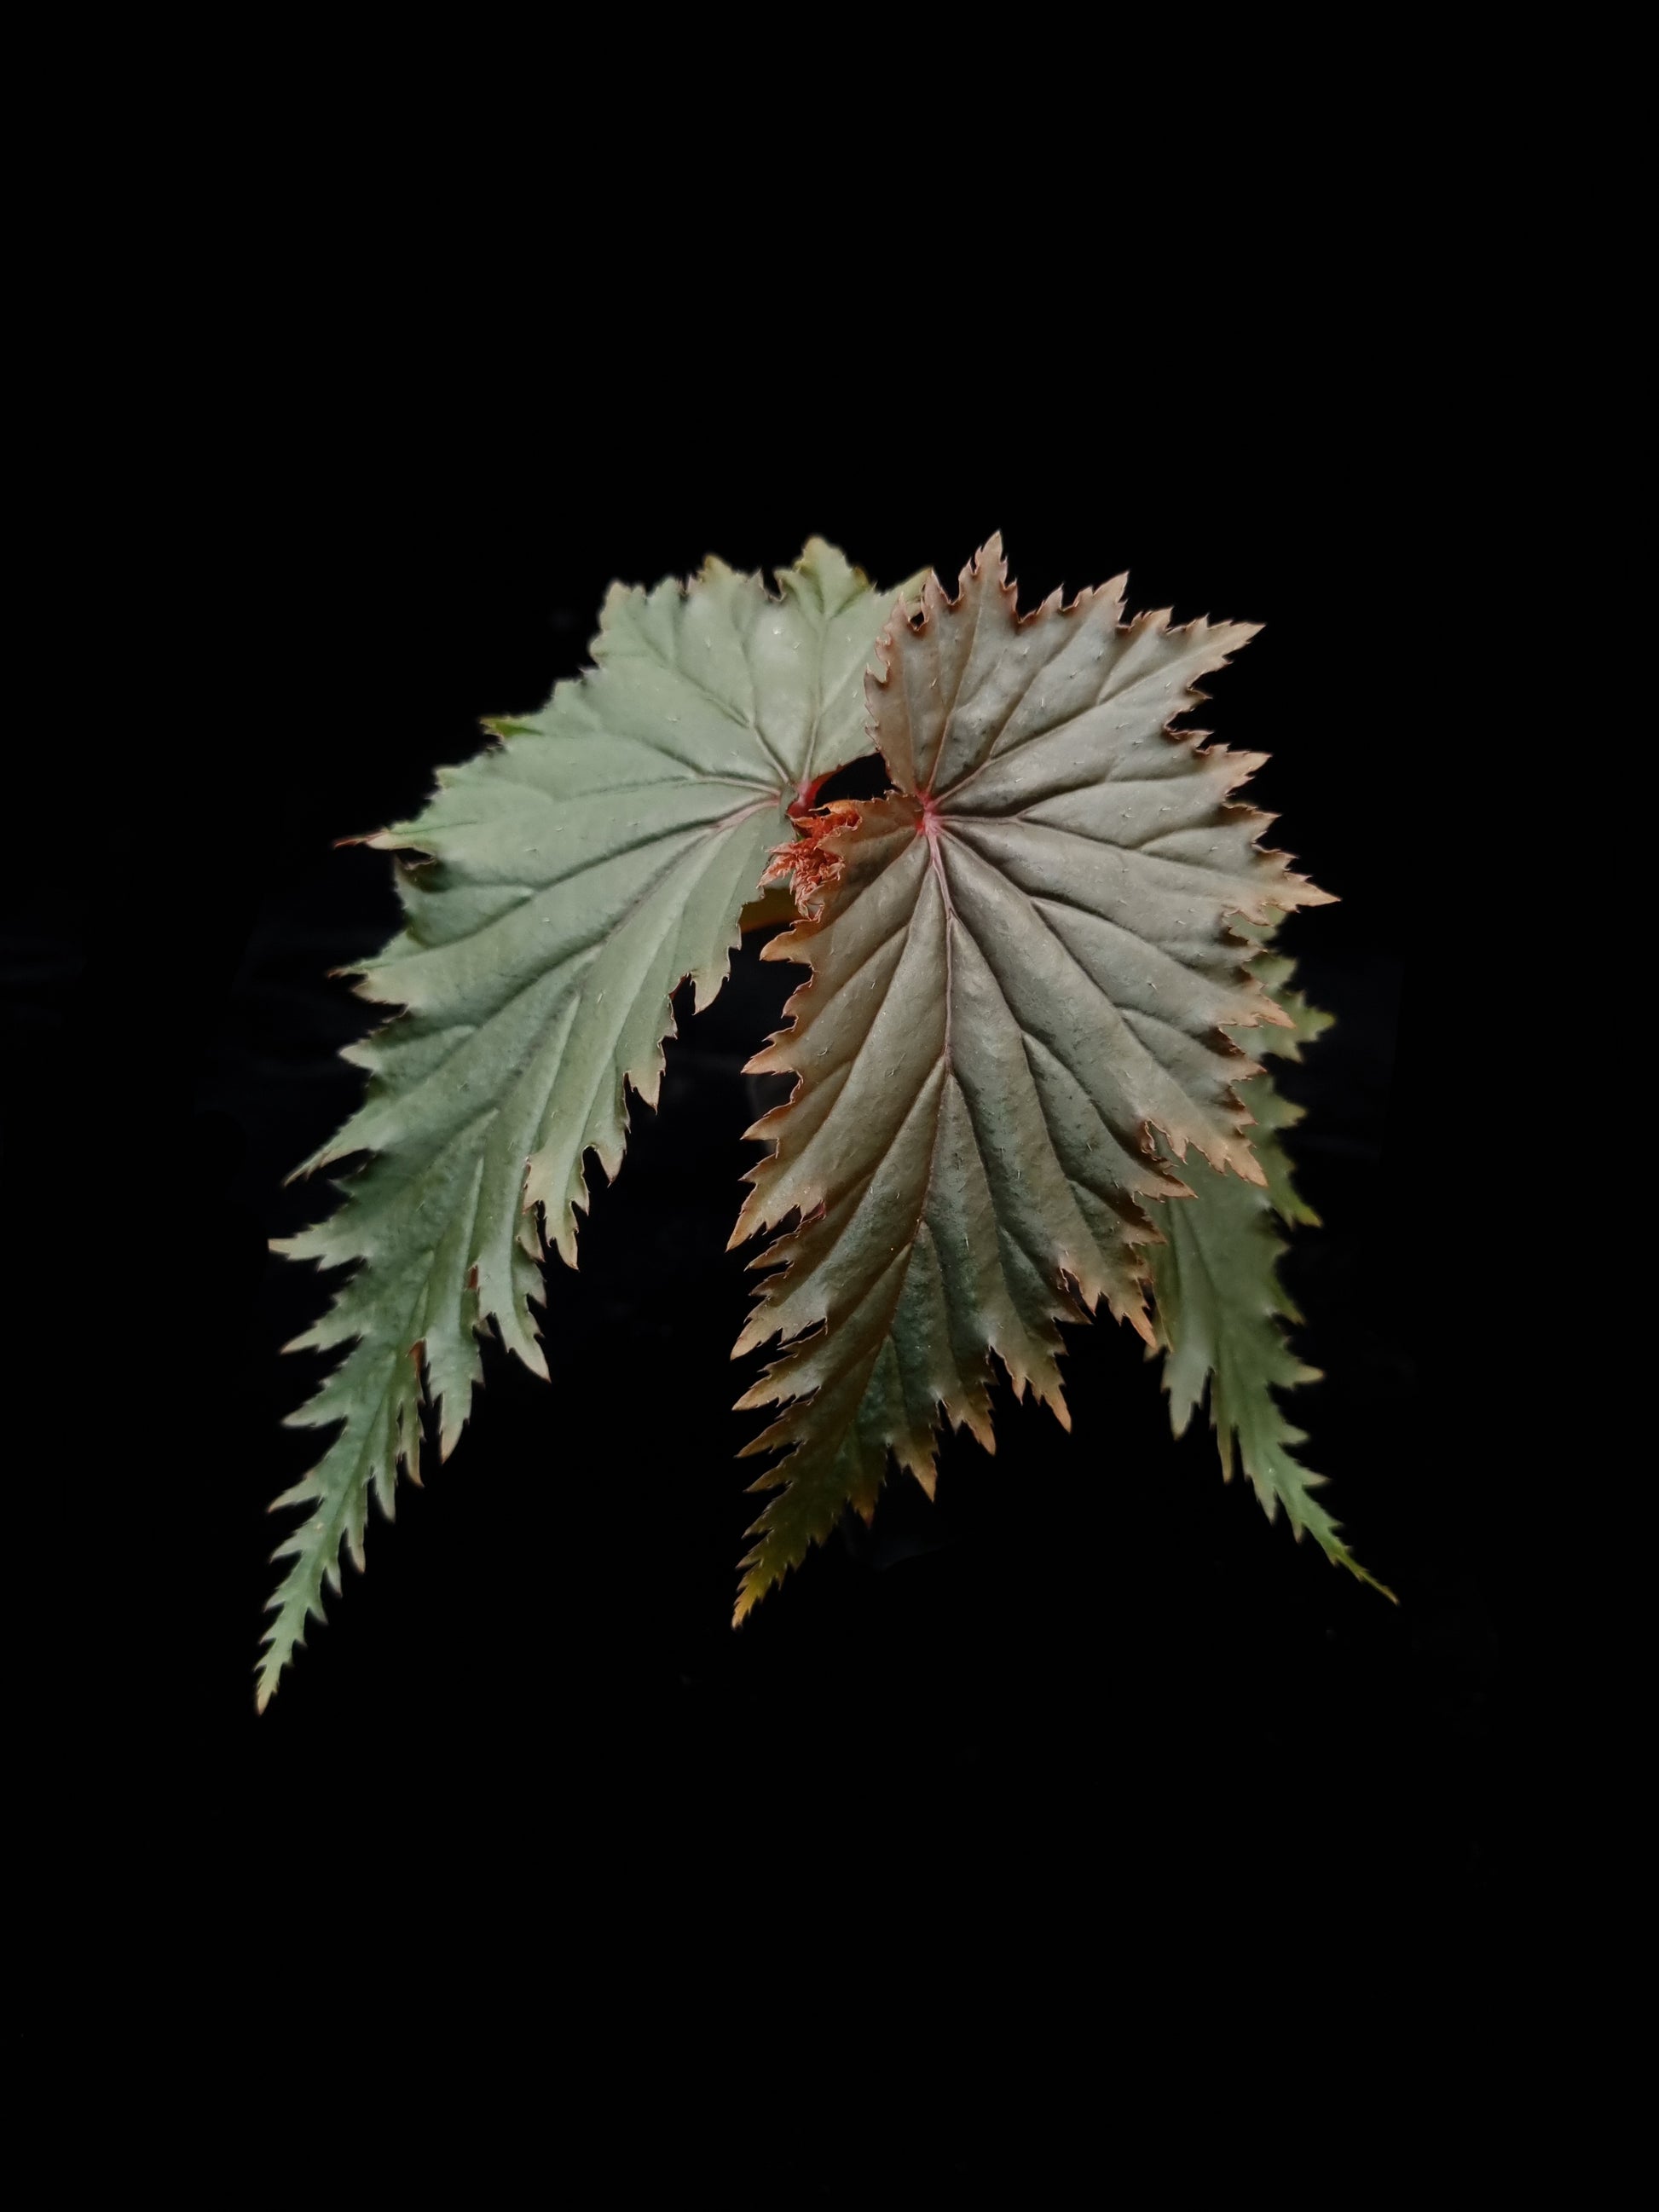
[1143,936,1373,1577]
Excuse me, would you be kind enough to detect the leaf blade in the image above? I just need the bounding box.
[259,542,913,1706]
[730,537,1331,1620]
[1143,939,1391,1597]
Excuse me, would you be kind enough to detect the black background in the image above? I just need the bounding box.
[19,378,1529,1949]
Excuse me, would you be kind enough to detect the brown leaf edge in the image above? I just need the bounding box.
[725,534,1346,1620]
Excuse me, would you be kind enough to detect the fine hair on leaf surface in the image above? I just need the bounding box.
[254,531,1386,1711]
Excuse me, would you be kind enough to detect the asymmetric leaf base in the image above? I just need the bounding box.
[259,537,1384,1711]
